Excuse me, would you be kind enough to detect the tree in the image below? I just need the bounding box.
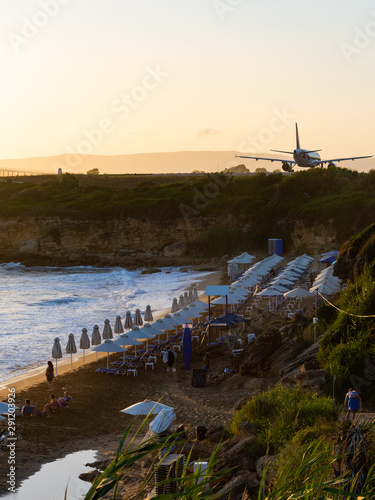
[87,168,99,175]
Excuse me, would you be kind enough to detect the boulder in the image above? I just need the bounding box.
[234,328,283,377]
[163,241,187,257]
[280,341,321,378]
[255,455,276,479]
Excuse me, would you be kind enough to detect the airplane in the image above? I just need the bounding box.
[236,123,373,172]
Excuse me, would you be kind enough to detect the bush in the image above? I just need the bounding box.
[229,386,337,454]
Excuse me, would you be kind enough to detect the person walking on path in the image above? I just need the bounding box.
[163,347,177,376]
[344,388,362,422]
[45,360,54,390]
[203,352,212,385]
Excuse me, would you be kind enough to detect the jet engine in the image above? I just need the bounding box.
[282,162,293,172]
[327,162,337,168]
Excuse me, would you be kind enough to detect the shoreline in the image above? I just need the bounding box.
[0,262,226,496]
[0,264,224,400]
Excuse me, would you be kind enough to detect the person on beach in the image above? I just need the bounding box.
[59,390,72,408]
[21,399,35,417]
[203,352,212,384]
[45,361,54,390]
[163,347,177,375]
[43,394,59,415]
[344,388,362,421]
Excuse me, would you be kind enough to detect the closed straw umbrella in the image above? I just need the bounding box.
[114,315,124,334]
[184,291,189,305]
[80,328,90,364]
[188,290,194,304]
[134,309,143,326]
[144,305,153,322]
[66,333,77,369]
[52,337,62,374]
[124,311,133,329]
[91,325,101,359]
[193,288,199,301]
[103,319,113,339]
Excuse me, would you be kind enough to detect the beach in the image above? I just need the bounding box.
[0,264,230,498]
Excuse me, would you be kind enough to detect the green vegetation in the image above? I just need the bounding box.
[1,167,375,257]
[229,386,337,456]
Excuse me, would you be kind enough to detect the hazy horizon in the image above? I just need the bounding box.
[1,150,374,175]
[1,1,374,165]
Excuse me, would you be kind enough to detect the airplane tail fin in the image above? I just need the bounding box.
[296,123,300,149]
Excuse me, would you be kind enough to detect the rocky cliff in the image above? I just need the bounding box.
[0,216,337,267]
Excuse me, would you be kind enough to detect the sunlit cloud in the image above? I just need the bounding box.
[194,128,221,138]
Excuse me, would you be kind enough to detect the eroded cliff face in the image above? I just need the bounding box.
[0,216,338,267]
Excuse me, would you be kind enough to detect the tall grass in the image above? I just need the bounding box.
[229,386,337,456]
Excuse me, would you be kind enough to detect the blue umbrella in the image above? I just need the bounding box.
[182,324,192,370]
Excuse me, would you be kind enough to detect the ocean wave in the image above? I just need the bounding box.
[31,295,81,306]
[0,262,25,271]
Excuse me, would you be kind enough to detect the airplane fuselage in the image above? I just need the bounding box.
[293,149,321,168]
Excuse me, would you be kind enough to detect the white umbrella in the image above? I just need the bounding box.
[184,291,190,305]
[134,309,143,326]
[149,407,176,434]
[91,325,101,359]
[310,282,339,295]
[284,287,312,299]
[136,324,158,348]
[144,305,153,322]
[114,315,124,334]
[193,288,199,301]
[103,319,113,339]
[66,333,77,369]
[113,333,143,361]
[52,337,62,374]
[257,287,284,297]
[188,290,194,304]
[124,311,133,329]
[80,328,90,364]
[171,298,179,313]
[92,339,127,369]
[120,400,173,415]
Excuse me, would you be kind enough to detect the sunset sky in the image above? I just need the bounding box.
[1,0,374,163]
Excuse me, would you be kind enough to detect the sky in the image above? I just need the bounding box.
[0,0,375,162]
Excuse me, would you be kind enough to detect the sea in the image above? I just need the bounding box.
[0,263,212,383]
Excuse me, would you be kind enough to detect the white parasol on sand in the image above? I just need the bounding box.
[114,315,124,334]
[133,309,143,326]
[171,297,179,313]
[66,333,77,369]
[113,333,143,361]
[52,337,62,374]
[144,305,153,322]
[91,325,101,358]
[124,311,133,329]
[120,400,173,415]
[92,340,127,369]
[102,319,113,339]
[80,328,90,364]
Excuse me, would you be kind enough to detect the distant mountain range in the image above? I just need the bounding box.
[0,151,374,175]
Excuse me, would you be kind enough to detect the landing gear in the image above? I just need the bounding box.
[282,162,294,173]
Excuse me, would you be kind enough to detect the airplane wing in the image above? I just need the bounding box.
[318,155,373,166]
[235,155,296,165]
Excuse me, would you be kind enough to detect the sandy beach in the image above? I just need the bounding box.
[0,264,232,497]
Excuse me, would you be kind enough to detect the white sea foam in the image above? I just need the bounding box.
[0,265,211,383]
